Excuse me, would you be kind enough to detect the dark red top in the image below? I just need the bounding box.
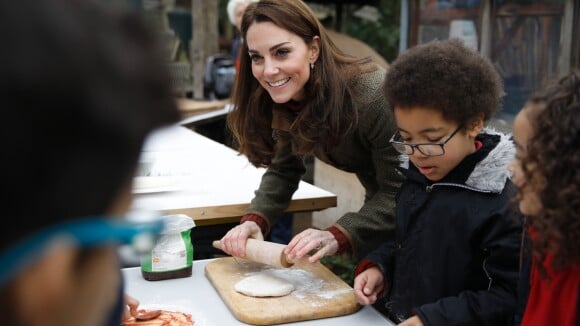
[521,252,580,325]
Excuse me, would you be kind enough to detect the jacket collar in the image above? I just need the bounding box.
[271,101,305,131]
[399,128,515,193]
[465,129,514,192]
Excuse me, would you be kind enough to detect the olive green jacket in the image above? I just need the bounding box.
[248,67,404,258]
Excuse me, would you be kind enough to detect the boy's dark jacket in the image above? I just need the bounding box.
[360,129,521,325]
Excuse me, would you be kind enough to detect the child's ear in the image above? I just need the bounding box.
[467,114,484,138]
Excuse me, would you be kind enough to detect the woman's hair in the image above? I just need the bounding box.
[227,0,374,167]
[226,0,258,26]
[518,71,580,271]
[0,0,180,250]
[384,39,503,129]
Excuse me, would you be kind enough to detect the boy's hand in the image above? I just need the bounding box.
[353,267,385,305]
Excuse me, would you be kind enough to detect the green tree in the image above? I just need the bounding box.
[343,1,401,62]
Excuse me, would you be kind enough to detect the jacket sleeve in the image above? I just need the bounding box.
[247,131,306,230]
[363,239,397,290]
[335,95,404,258]
[414,190,522,325]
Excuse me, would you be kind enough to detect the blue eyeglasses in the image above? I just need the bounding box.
[0,212,164,286]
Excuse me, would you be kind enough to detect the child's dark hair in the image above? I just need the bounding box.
[0,0,180,251]
[520,71,580,271]
[384,39,503,128]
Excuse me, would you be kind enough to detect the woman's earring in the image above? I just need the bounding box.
[310,62,314,70]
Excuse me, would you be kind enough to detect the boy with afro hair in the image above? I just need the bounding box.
[353,39,522,325]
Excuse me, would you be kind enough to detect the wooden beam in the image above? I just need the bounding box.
[479,0,492,58]
[558,0,574,75]
[191,0,219,99]
[191,0,204,99]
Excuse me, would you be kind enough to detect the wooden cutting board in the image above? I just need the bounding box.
[205,257,360,325]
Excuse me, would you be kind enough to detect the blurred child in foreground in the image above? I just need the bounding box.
[0,0,180,324]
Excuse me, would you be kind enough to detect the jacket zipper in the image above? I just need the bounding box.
[426,182,494,193]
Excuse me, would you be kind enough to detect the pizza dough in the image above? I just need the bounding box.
[234,272,295,297]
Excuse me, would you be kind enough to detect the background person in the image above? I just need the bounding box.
[219,0,403,263]
[227,0,259,74]
[0,0,180,324]
[353,39,522,325]
[509,72,580,326]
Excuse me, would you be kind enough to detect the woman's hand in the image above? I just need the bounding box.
[219,221,264,257]
[284,228,337,263]
[353,267,384,305]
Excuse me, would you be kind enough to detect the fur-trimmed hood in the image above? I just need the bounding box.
[466,128,514,192]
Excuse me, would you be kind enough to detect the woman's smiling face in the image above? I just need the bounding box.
[246,21,319,103]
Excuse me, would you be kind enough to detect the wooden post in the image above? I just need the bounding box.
[558,0,573,76]
[191,0,219,99]
[205,1,219,57]
[191,0,204,99]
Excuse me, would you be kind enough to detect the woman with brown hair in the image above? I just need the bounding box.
[219,0,403,263]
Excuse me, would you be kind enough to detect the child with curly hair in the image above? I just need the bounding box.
[353,39,522,325]
[510,72,580,326]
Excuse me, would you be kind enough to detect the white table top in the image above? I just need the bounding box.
[131,125,336,225]
[122,259,395,326]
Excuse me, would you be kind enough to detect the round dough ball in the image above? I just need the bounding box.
[234,272,295,297]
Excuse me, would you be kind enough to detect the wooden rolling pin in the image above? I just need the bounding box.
[212,238,294,268]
